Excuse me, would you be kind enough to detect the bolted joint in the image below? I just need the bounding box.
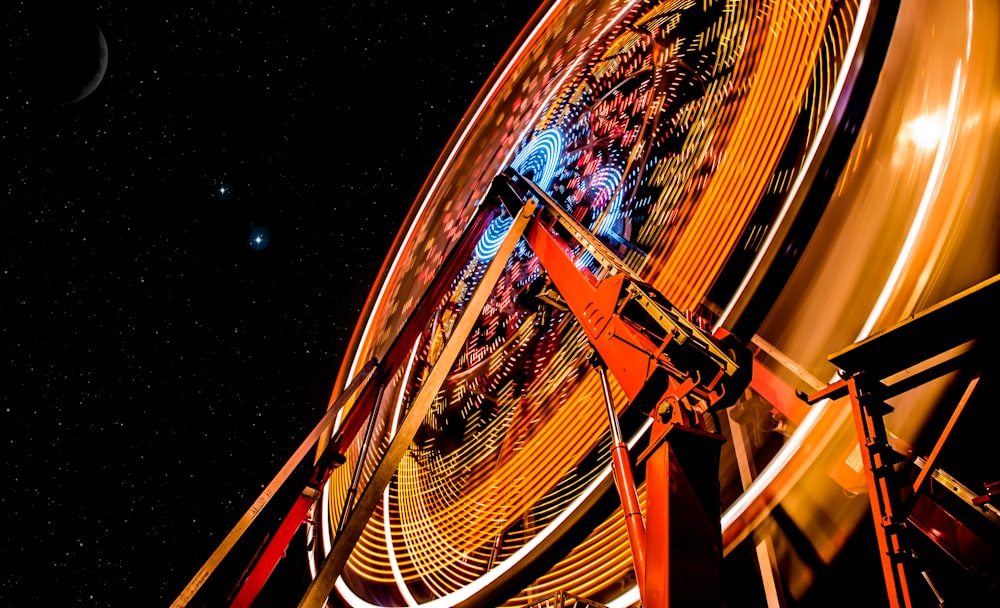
[657,395,679,423]
[586,347,605,371]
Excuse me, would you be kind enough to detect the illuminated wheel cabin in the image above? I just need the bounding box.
[173,0,1000,606]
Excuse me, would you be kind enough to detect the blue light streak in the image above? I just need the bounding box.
[511,128,564,193]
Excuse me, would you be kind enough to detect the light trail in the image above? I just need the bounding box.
[313,1,974,605]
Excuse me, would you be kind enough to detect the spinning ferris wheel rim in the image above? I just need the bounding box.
[337,0,630,387]
[312,0,1000,606]
[327,1,887,605]
[714,0,894,548]
[338,0,887,426]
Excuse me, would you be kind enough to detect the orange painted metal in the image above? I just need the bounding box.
[611,442,647,597]
[844,376,914,608]
[748,358,811,426]
[504,174,746,417]
[522,217,664,409]
[496,171,750,607]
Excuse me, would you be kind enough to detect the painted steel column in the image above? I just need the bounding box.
[644,423,725,608]
[229,492,316,608]
[845,375,913,608]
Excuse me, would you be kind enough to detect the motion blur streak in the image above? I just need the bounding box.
[722,0,999,599]
[384,338,423,606]
[342,0,560,384]
[312,0,1000,606]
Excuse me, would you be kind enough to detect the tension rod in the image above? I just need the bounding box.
[592,351,647,604]
[337,379,388,535]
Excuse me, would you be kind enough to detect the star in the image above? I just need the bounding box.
[247,225,270,251]
[215,181,232,200]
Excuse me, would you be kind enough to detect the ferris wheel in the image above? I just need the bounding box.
[173,1,1000,606]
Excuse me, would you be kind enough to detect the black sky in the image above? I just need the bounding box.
[3,2,541,605]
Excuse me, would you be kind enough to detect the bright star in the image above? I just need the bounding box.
[247,225,270,251]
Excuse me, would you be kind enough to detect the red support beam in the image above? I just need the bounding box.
[497,170,750,607]
[229,492,315,608]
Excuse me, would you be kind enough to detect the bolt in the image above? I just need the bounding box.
[657,396,678,422]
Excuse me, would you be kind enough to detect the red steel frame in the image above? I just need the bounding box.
[181,169,752,606]
[178,163,1000,608]
[801,274,1000,608]
[497,170,750,607]
[175,200,509,607]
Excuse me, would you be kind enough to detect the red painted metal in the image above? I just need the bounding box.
[227,201,508,607]
[495,171,749,607]
[748,358,811,425]
[596,358,647,604]
[518,196,743,416]
[229,444,349,606]
[611,443,647,599]
[524,218,650,399]
[229,492,314,608]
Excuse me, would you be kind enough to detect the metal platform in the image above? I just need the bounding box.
[805,274,1000,607]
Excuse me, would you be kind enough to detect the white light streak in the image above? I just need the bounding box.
[715,0,874,333]
[857,59,962,343]
[384,337,423,606]
[345,0,566,385]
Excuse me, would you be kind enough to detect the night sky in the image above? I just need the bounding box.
[3,2,541,605]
